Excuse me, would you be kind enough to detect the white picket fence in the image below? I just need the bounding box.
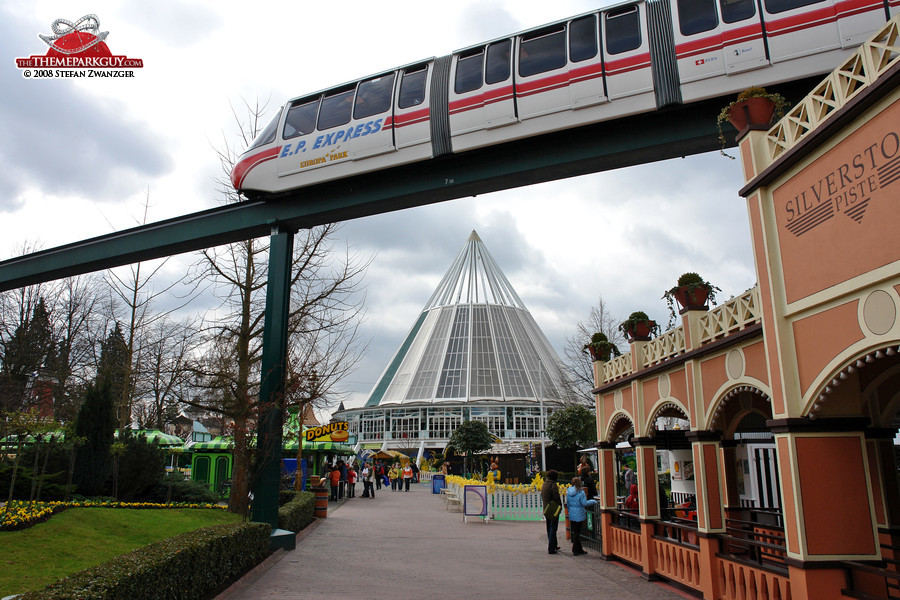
[489,488,543,521]
[436,479,544,522]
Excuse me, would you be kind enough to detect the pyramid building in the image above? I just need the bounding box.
[335,230,566,457]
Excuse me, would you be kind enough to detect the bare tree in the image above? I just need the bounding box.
[185,101,371,516]
[103,191,198,432]
[562,296,625,403]
[133,316,198,430]
[45,274,108,423]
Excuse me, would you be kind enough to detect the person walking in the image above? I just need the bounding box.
[411,460,419,483]
[389,463,400,491]
[375,461,385,490]
[347,464,357,498]
[402,462,414,491]
[541,470,562,554]
[361,463,375,498]
[338,460,348,500]
[328,464,341,501]
[566,477,597,555]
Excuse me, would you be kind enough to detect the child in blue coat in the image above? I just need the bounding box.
[566,477,598,555]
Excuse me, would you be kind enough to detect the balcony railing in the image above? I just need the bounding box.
[600,286,761,384]
[697,287,761,345]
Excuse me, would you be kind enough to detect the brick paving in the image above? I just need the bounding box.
[217,481,691,600]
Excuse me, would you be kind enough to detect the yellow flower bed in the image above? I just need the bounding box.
[0,499,226,531]
[445,474,569,496]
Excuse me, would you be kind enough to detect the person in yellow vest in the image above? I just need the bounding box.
[402,462,414,491]
[389,463,401,491]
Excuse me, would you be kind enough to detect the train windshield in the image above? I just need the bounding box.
[248,107,283,151]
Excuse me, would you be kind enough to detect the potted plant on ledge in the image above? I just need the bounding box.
[619,311,659,342]
[583,332,621,362]
[663,272,721,327]
[717,86,789,157]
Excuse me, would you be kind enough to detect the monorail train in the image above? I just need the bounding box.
[231,0,898,196]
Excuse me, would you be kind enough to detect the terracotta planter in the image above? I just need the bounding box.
[673,285,710,310]
[587,345,611,362]
[727,96,776,133]
[625,320,655,342]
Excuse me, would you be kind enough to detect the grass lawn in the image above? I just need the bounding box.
[0,507,242,597]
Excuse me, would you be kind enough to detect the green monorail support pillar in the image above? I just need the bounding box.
[251,225,295,550]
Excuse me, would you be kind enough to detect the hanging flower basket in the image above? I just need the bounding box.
[725,96,777,133]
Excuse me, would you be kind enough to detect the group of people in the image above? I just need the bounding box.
[323,460,357,501]
[541,456,601,556]
[323,459,420,499]
[541,470,597,555]
[387,462,415,491]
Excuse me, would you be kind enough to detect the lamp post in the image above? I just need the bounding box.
[539,359,546,472]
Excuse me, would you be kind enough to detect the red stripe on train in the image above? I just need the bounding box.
[232,146,281,190]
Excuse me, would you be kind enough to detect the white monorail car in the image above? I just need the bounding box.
[232,0,897,196]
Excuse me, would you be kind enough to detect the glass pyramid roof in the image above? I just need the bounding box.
[365,231,563,407]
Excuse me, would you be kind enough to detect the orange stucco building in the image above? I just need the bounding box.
[590,17,900,600]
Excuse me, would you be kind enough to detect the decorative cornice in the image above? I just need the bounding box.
[767,416,870,434]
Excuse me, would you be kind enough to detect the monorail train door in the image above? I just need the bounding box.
[671,0,769,100]
[447,39,516,151]
[392,62,433,156]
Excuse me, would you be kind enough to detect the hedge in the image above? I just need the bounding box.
[19,522,270,600]
[277,491,315,533]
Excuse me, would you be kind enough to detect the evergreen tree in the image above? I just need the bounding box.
[97,323,131,430]
[72,380,116,496]
[447,420,494,476]
[0,297,54,413]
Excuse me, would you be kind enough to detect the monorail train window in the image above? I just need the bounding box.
[764,0,822,14]
[283,100,318,140]
[720,0,756,22]
[485,39,512,84]
[354,73,396,120]
[398,64,428,109]
[455,49,484,94]
[317,87,355,131]
[249,106,283,149]
[569,15,598,62]
[678,0,719,36]
[519,25,566,78]
[605,6,641,55]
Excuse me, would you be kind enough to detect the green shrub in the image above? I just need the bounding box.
[279,489,297,506]
[19,522,269,600]
[143,473,219,504]
[116,433,166,501]
[278,491,315,533]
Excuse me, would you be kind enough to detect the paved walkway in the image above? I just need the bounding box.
[218,481,691,600]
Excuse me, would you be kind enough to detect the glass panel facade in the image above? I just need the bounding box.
[406,307,453,400]
[470,305,502,398]
[437,306,469,398]
[427,407,463,439]
[471,406,505,437]
[513,406,543,439]
[390,409,421,440]
[491,306,534,398]
[360,411,386,441]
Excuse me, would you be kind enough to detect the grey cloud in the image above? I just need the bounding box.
[115,3,223,48]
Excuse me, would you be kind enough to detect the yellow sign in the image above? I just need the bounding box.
[305,421,350,443]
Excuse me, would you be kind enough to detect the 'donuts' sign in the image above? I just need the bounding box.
[305,421,350,443]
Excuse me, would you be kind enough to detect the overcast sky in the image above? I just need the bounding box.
[1,0,757,415]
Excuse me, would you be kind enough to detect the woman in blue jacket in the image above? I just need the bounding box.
[566,477,598,555]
